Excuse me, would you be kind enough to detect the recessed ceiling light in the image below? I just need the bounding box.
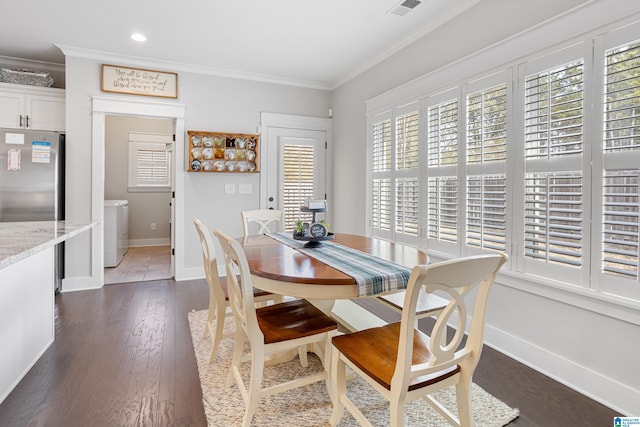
[131,33,147,42]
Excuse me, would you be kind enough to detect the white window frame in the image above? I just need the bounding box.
[515,42,592,287]
[128,132,172,193]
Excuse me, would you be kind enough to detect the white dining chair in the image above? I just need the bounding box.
[215,228,339,427]
[193,218,281,363]
[241,209,285,237]
[329,253,507,427]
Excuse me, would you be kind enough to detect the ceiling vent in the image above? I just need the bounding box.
[388,0,422,16]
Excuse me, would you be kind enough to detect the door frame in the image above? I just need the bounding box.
[259,112,333,222]
[91,96,186,285]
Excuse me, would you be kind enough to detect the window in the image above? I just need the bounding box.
[128,132,172,192]
[371,115,392,237]
[394,109,420,240]
[522,56,585,282]
[599,36,640,298]
[366,22,640,302]
[465,79,508,254]
[426,94,459,252]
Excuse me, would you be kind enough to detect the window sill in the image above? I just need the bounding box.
[127,186,171,193]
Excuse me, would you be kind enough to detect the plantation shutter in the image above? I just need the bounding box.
[395,111,419,238]
[136,148,169,186]
[523,59,584,269]
[128,132,172,191]
[371,117,392,235]
[282,144,315,230]
[602,41,640,281]
[426,97,459,248]
[465,83,507,252]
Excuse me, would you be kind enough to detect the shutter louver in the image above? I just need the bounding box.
[372,178,391,231]
[396,112,419,170]
[525,173,582,266]
[467,84,507,164]
[428,100,458,167]
[602,41,640,281]
[136,149,169,185]
[523,59,584,269]
[283,144,315,230]
[604,42,640,152]
[395,178,419,236]
[525,60,584,158]
[427,177,458,242]
[466,175,506,251]
[371,118,392,234]
[603,170,639,279]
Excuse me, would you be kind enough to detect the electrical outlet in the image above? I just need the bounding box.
[150,222,157,231]
[225,184,236,194]
[239,184,252,194]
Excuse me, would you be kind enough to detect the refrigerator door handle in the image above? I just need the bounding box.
[25,115,29,128]
[19,115,23,127]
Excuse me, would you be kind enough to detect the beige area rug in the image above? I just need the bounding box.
[188,309,519,427]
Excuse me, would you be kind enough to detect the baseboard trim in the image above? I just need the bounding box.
[484,323,639,416]
[61,275,101,292]
[128,238,170,247]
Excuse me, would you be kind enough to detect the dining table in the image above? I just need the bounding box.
[240,232,431,332]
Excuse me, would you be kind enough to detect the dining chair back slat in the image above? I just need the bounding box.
[329,253,507,427]
[241,209,285,237]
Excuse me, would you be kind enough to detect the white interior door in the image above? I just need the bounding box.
[265,127,326,231]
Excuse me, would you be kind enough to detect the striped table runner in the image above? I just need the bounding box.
[266,232,412,297]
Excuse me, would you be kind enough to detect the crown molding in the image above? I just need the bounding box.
[55,44,332,91]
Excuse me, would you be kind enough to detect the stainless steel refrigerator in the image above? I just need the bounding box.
[0,128,65,292]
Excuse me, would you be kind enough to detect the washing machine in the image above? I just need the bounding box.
[104,200,129,267]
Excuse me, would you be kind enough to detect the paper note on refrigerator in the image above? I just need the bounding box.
[7,149,20,170]
[32,141,51,163]
[5,133,24,145]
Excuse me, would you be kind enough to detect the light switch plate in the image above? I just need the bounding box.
[239,184,252,194]
[225,184,236,194]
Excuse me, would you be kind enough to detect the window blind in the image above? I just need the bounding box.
[428,99,458,167]
[135,149,169,186]
[602,41,640,280]
[467,84,507,164]
[427,176,458,243]
[522,59,584,270]
[371,119,392,234]
[282,144,315,230]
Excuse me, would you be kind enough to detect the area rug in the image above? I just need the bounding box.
[188,309,519,426]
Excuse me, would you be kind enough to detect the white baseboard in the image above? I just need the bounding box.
[128,238,170,247]
[176,266,204,282]
[61,275,102,292]
[484,323,639,416]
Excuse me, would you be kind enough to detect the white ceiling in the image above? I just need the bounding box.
[1,0,483,89]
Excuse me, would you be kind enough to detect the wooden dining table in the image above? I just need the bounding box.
[240,232,430,331]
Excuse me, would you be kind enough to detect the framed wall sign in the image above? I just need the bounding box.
[101,64,178,98]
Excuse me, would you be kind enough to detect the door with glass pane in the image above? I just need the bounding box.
[265,127,326,231]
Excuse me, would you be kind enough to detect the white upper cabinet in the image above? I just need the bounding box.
[0,82,65,131]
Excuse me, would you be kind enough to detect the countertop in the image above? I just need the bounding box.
[0,221,97,270]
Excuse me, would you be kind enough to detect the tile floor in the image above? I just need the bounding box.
[104,245,172,285]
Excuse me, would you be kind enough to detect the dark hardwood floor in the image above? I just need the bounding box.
[0,279,617,427]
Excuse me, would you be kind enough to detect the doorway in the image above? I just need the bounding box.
[103,116,173,284]
[91,97,186,287]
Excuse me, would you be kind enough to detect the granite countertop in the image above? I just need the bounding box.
[0,221,97,270]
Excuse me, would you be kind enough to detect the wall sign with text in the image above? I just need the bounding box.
[101,65,178,98]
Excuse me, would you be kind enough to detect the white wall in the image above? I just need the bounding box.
[330,0,640,415]
[63,56,330,284]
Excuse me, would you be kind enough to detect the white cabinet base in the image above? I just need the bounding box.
[0,248,54,404]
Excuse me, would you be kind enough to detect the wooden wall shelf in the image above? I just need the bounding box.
[187,130,259,173]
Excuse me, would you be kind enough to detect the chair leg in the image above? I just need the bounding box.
[208,301,226,363]
[227,329,245,388]
[202,302,215,339]
[242,351,265,427]
[456,377,474,427]
[329,348,346,426]
[298,345,309,368]
[389,396,406,427]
